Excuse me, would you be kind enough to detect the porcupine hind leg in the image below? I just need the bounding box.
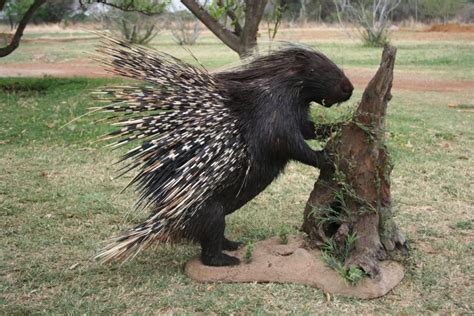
[193,203,240,266]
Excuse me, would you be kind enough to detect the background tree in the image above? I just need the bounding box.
[168,8,202,45]
[294,0,336,23]
[264,0,285,46]
[34,0,75,23]
[181,0,268,57]
[99,0,167,44]
[3,0,74,28]
[420,0,468,24]
[390,0,419,22]
[84,0,268,57]
[0,0,46,57]
[3,0,472,59]
[333,0,401,47]
[3,0,36,29]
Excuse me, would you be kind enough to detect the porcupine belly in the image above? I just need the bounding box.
[185,158,286,233]
[219,159,287,216]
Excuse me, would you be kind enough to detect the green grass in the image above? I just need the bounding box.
[1,32,473,313]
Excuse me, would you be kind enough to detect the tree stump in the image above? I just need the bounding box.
[302,45,408,278]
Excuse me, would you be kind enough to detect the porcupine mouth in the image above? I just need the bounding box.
[319,99,342,108]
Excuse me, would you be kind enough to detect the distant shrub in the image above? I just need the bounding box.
[333,0,400,47]
[102,9,160,45]
[168,11,201,46]
[97,0,167,45]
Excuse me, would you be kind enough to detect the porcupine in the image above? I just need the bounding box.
[94,38,354,266]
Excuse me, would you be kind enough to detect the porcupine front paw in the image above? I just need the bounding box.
[222,237,244,251]
[201,253,240,266]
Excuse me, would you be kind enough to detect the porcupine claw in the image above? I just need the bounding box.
[222,238,244,251]
[202,253,240,267]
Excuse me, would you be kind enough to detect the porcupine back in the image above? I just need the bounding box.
[94,38,250,262]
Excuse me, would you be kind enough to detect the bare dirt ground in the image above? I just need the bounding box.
[0,60,472,93]
[276,24,474,42]
[1,25,473,93]
[427,23,474,33]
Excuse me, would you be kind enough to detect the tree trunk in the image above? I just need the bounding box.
[302,46,408,279]
[0,0,46,58]
[238,0,267,57]
[180,0,241,53]
[181,0,267,58]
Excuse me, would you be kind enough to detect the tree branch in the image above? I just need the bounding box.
[217,0,242,36]
[0,0,46,58]
[180,0,240,53]
[79,0,165,16]
[0,0,7,11]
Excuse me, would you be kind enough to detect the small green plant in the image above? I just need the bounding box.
[309,205,344,227]
[454,220,472,230]
[361,28,390,47]
[244,241,254,264]
[344,266,367,285]
[321,233,367,285]
[278,225,290,244]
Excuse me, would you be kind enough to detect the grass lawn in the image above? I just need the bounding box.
[1,31,473,313]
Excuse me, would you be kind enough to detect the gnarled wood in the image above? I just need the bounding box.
[302,46,407,279]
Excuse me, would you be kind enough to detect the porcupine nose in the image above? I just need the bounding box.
[341,78,354,95]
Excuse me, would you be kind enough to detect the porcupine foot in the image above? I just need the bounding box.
[201,236,240,266]
[222,237,244,251]
[201,252,240,266]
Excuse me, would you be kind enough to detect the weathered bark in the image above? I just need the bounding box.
[181,0,241,53]
[239,0,267,57]
[0,0,46,57]
[302,46,407,279]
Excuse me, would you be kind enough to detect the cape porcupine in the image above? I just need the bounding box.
[94,38,353,266]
